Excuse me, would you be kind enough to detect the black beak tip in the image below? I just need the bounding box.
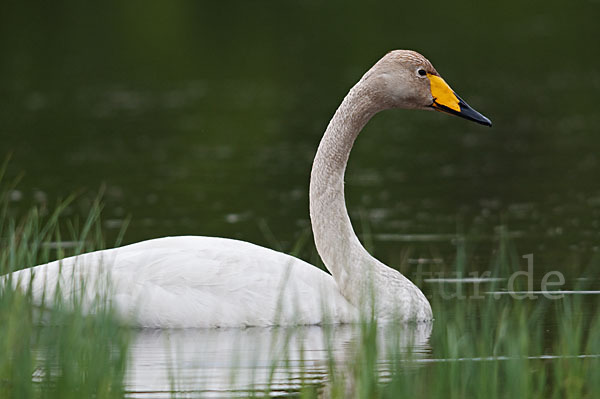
[456,95,492,127]
[478,116,492,127]
[432,99,493,127]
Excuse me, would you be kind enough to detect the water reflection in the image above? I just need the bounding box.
[126,322,432,397]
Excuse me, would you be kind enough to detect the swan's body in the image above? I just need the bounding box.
[10,237,357,327]
[6,50,491,328]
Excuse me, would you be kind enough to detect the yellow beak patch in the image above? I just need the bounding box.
[427,74,460,112]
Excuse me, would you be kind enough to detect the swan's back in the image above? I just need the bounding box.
[8,237,357,328]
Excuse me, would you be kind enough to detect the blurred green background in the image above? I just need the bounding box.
[1,0,599,277]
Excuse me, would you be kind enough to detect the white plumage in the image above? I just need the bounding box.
[10,236,357,328]
[5,50,492,327]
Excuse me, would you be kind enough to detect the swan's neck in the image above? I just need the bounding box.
[309,79,385,304]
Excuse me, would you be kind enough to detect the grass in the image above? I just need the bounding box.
[0,161,129,399]
[0,160,598,398]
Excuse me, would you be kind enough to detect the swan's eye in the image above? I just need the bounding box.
[417,69,427,77]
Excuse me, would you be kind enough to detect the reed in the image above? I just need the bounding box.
[0,166,597,398]
[0,167,129,399]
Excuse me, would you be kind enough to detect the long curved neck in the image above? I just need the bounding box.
[309,79,385,303]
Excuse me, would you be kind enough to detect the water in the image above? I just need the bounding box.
[1,0,599,396]
[124,324,432,397]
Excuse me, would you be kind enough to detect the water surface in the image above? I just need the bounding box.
[1,0,599,396]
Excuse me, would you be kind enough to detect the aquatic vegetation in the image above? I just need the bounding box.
[0,166,129,399]
[0,166,598,397]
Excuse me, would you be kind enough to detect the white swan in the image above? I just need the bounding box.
[6,50,491,328]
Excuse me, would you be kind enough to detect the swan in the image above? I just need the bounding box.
[5,50,491,328]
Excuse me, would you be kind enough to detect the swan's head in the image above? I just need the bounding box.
[364,50,491,126]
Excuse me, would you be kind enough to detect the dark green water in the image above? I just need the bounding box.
[2,0,599,276]
[2,0,599,395]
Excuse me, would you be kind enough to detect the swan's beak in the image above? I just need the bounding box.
[427,74,492,127]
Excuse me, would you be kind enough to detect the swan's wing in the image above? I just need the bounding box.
[8,236,357,327]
